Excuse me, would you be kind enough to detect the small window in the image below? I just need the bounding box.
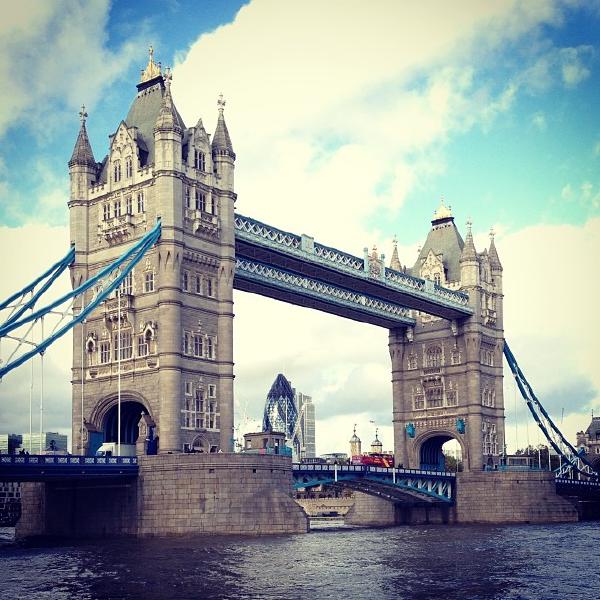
[103,203,111,221]
[185,381,192,395]
[207,337,214,359]
[125,195,132,215]
[434,273,441,286]
[125,156,132,178]
[113,160,121,182]
[114,200,122,218]
[206,278,213,297]
[195,190,206,212]
[185,187,192,209]
[113,330,132,360]
[144,271,154,292]
[208,384,216,398]
[194,150,206,171]
[182,271,189,291]
[137,192,145,213]
[182,331,192,355]
[194,335,203,358]
[138,335,149,357]
[195,274,202,294]
[99,341,111,364]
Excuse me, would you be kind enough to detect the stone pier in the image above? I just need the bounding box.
[16,454,308,538]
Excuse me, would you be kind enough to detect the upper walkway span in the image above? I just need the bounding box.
[234,213,473,322]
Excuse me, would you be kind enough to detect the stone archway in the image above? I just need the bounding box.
[190,435,208,453]
[415,430,466,471]
[88,392,154,452]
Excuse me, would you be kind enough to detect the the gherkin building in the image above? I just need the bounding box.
[262,373,300,455]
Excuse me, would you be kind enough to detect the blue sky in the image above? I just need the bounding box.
[0,0,599,453]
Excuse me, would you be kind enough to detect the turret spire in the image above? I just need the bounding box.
[68,105,96,168]
[154,67,182,134]
[212,93,236,160]
[488,227,503,270]
[460,218,477,262]
[390,235,402,271]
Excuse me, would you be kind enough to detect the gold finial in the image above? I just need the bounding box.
[79,104,88,124]
[433,195,453,221]
[140,44,162,83]
[217,93,226,114]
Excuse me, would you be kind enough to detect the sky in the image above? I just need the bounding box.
[0,0,599,456]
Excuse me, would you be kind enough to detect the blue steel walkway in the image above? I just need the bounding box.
[0,454,138,482]
[293,463,455,504]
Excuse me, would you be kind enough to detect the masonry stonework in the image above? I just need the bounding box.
[68,50,236,456]
[15,454,308,538]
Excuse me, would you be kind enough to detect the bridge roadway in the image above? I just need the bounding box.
[0,454,138,482]
[292,463,456,505]
[234,213,473,324]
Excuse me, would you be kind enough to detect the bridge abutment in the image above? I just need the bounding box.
[15,454,308,539]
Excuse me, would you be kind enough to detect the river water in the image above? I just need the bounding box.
[1,521,599,599]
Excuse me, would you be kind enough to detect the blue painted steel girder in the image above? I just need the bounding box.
[234,213,472,321]
[234,258,415,329]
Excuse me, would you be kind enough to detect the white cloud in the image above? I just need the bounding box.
[0,0,143,140]
[171,0,563,252]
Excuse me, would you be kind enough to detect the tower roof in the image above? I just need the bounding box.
[212,94,236,159]
[459,219,477,263]
[350,425,361,444]
[389,236,402,271]
[68,105,96,168]
[488,229,502,271]
[411,201,465,282]
[154,68,182,135]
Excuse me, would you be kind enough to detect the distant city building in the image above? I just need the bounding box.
[320,452,348,464]
[19,432,68,454]
[262,373,316,460]
[577,416,600,468]
[295,391,316,458]
[0,434,22,454]
[370,430,383,453]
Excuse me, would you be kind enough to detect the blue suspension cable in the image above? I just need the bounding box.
[0,221,161,379]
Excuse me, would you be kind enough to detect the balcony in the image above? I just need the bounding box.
[100,214,134,243]
[185,209,219,237]
[104,294,132,323]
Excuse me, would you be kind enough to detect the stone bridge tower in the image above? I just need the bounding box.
[68,49,236,455]
[389,202,504,471]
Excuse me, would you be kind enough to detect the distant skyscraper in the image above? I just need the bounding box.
[295,391,316,458]
[262,374,316,460]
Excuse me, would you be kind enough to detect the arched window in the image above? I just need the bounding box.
[434,273,441,285]
[125,156,133,178]
[113,160,121,182]
[426,346,442,368]
[194,149,206,171]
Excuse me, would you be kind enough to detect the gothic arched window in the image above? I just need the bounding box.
[194,150,206,171]
[125,156,133,178]
[434,273,441,286]
[113,160,121,182]
[426,346,442,368]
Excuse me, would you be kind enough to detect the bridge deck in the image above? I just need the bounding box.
[0,454,139,482]
[235,214,473,321]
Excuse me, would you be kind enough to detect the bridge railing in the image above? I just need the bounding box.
[235,214,471,313]
[292,463,456,479]
[0,454,138,466]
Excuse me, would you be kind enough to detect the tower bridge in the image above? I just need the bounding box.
[1,49,597,536]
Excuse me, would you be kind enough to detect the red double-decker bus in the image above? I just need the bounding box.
[351,453,394,468]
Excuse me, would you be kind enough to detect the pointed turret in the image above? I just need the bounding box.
[371,428,383,453]
[460,219,477,263]
[68,105,96,168]
[488,228,502,271]
[193,117,209,142]
[389,236,402,271]
[212,94,236,159]
[460,218,480,288]
[212,94,235,191]
[154,68,182,135]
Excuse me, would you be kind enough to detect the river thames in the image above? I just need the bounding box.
[1,521,599,599]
